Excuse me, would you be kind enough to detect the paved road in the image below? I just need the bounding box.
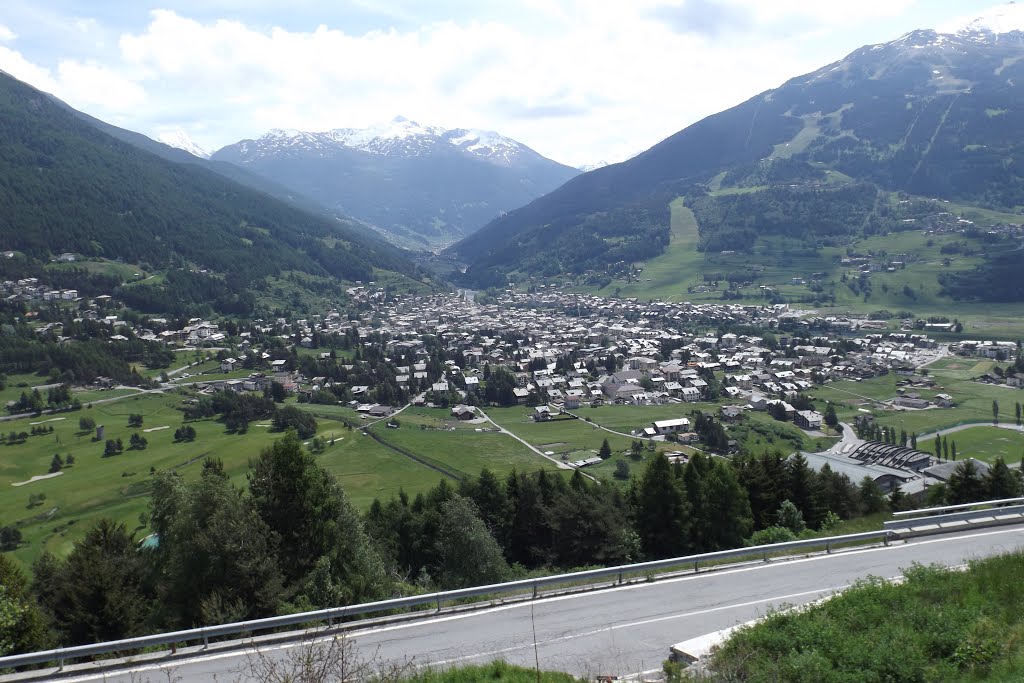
[48,526,1024,683]
[826,421,863,455]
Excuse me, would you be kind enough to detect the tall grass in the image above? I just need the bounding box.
[399,660,584,682]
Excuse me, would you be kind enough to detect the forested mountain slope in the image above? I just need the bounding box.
[0,71,423,313]
[450,24,1024,286]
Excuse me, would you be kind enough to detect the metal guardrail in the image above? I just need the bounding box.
[885,504,1024,530]
[892,496,1024,518]
[0,529,893,671]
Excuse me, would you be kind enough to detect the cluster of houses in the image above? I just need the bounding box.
[950,340,1019,361]
[173,290,963,423]
[1,278,78,304]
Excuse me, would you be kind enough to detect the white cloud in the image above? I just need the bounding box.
[100,7,827,164]
[0,24,16,42]
[0,2,982,166]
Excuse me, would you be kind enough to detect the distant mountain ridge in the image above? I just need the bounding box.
[449,6,1024,285]
[247,116,533,166]
[212,117,579,249]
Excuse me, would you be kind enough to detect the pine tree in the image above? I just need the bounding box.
[635,454,690,559]
[249,433,387,598]
[598,438,612,460]
[985,457,1021,499]
[947,460,986,504]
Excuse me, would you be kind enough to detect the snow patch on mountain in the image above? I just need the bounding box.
[239,117,536,167]
[155,129,210,159]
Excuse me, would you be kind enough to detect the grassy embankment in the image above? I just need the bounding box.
[694,551,1024,682]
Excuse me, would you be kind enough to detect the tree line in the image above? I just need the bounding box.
[4,435,1021,658]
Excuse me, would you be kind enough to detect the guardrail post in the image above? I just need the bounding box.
[694,561,699,573]
[618,570,623,585]
[826,542,831,554]
[203,630,209,650]
[763,550,769,563]
[884,534,890,547]
[533,582,538,599]
[436,596,442,612]
[57,648,63,671]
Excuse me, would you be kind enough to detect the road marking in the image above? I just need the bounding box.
[48,526,1024,682]
[425,584,858,667]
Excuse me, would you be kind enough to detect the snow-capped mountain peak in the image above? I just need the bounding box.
[155,129,210,159]
[578,160,609,173]
[939,2,1024,37]
[239,118,536,167]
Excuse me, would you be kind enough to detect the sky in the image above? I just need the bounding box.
[0,1,1009,167]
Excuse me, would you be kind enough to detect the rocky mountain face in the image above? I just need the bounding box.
[449,8,1024,284]
[212,117,579,249]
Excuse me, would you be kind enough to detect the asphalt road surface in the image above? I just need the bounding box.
[36,526,1024,683]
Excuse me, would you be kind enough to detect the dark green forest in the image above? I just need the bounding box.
[688,183,888,252]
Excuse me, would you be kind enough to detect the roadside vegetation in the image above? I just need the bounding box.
[678,551,1024,682]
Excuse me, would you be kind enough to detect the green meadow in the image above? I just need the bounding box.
[919,426,1024,465]
[0,400,565,570]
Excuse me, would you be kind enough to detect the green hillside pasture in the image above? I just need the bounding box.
[736,411,832,455]
[919,426,1024,465]
[0,392,281,569]
[596,198,703,301]
[576,199,1024,336]
[45,258,148,282]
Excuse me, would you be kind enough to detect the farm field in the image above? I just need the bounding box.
[366,407,558,480]
[918,425,1024,465]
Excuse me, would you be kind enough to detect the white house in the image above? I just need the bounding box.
[652,418,692,435]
